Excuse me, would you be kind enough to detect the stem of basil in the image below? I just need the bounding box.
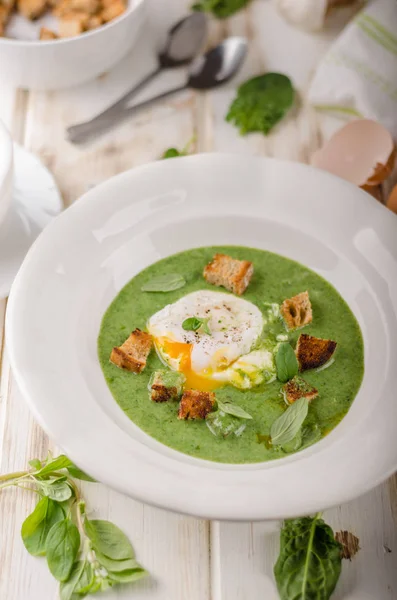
[0,470,28,484]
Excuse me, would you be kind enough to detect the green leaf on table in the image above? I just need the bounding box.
[270,397,309,447]
[192,0,251,18]
[217,399,252,420]
[182,316,211,335]
[46,519,80,582]
[21,497,64,556]
[35,455,73,477]
[275,342,299,383]
[162,148,183,159]
[95,551,140,573]
[141,273,186,293]
[84,519,135,561]
[73,562,95,595]
[226,73,294,135]
[107,568,148,584]
[59,561,87,600]
[66,463,96,482]
[41,480,73,502]
[29,458,42,470]
[274,514,342,600]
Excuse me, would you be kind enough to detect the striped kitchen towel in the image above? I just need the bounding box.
[308,0,397,138]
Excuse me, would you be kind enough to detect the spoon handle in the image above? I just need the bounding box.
[67,66,162,145]
[67,83,188,145]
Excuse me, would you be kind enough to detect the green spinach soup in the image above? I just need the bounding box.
[98,246,364,463]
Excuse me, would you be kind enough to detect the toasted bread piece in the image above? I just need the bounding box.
[59,15,84,35]
[66,0,99,12]
[0,4,11,33]
[281,291,312,330]
[85,12,102,27]
[178,389,215,420]
[149,370,185,403]
[283,376,318,404]
[110,328,152,373]
[101,0,124,21]
[296,333,337,371]
[17,0,47,19]
[40,26,58,39]
[203,253,253,296]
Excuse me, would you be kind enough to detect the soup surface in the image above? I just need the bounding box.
[98,246,364,463]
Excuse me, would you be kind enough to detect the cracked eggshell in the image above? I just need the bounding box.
[311,119,395,187]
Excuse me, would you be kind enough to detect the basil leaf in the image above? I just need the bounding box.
[29,458,42,470]
[95,551,141,573]
[281,430,302,454]
[217,400,252,420]
[66,464,96,483]
[73,562,94,595]
[35,455,73,477]
[141,273,186,293]
[84,519,134,560]
[162,148,183,159]
[275,342,299,383]
[301,423,322,450]
[192,0,251,18]
[182,316,211,335]
[60,561,86,600]
[41,481,73,502]
[46,519,80,582]
[274,514,342,600]
[21,497,64,556]
[206,410,247,438]
[270,397,309,446]
[107,568,147,584]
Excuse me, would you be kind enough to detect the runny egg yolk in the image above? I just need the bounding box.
[158,338,224,392]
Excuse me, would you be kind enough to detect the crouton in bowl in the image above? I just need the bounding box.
[0,0,146,89]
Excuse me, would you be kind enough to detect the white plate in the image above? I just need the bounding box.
[6,154,397,521]
[0,143,62,298]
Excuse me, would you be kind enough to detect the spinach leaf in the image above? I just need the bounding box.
[182,316,211,335]
[270,397,309,446]
[21,497,64,556]
[274,514,342,600]
[275,342,299,383]
[46,519,80,581]
[226,73,294,135]
[141,273,186,293]
[84,519,135,561]
[217,399,252,419]
[192,0,251,18]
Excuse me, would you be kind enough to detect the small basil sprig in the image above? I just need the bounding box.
[274,513,342,600]
[0,453,147,599]
[161,136,195,159]
[275,342,299,383]
[182,316,211,335]
[270,397,309,446]
[217,399,252,420]
[141,273,186,293]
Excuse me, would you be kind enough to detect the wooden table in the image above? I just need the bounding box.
[1,1,396,598]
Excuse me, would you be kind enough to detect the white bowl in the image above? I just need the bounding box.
[0,120,13,228]
[0,0,146,90]
[6,154,397,520]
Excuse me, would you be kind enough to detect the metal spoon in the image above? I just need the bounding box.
[66,12,208,145]
[67,36,247,145]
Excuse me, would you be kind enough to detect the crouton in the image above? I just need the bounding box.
[85,13,102,28]
[283,376,318,404]
[39,26,58,39]
[67,0,99,12]
[149,370,185,403]
[280,291,312,330]
[178,389,215,420]
[100,0,124,21]
[296,333,337,371]
[203,253,253,296]
[0,5,11,33]
[59,15,84,35]
[110,328,152,373]
[17,0,47,19]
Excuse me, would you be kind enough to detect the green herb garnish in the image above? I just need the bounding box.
[141,273,186,292]
[226,73,294,135]
[161,136,195,159]
[0,454,147,598]
[206,410,247,438]
[270,397,309,446]
[275,342,299,383]
[274,514,342,600]
[217,399,252,419]
[192,0,251,18]
[182,316,211,335]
